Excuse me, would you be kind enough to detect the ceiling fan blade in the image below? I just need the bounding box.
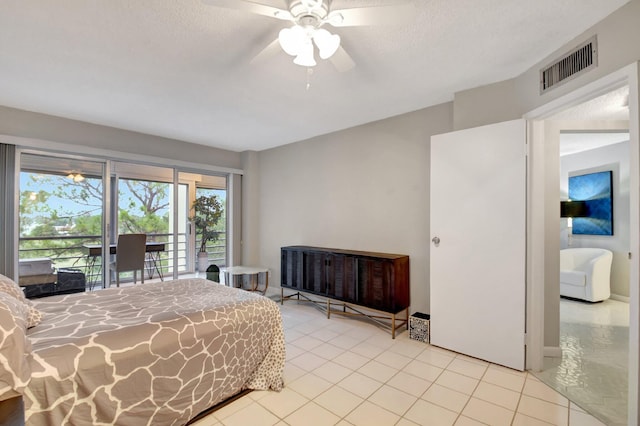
[330,46,355,72]
[249,38,282,65]
[326,3,415,27]
[203,0,293,21]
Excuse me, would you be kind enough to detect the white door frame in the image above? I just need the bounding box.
[525,62,639,424]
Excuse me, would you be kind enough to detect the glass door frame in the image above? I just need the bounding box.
[179,171,229,274]
[16,149,232,287]
[17,149,111,289]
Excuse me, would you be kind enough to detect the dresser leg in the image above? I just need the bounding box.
[406,308,409,330]
[392,313,396,339]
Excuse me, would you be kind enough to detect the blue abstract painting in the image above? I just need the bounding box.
[569,171,613,235]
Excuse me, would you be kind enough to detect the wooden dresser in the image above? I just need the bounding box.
[280,246,410,338]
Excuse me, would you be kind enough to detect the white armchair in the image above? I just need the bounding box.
[560,248,612,302]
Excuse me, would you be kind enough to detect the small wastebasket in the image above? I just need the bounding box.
[206,264,220,282]
[409,312,430,343]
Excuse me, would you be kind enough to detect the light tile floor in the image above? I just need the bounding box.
[534,298,629,426]
[192,300,607,426]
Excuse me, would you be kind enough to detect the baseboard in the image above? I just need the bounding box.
[610,294,630,303]
[544,346,562,358]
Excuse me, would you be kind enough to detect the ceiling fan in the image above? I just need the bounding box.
[203,0,413,72]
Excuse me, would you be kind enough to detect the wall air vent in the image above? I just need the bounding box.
[540,35,598,94]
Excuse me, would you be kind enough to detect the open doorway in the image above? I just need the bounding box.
[534,86,631,426]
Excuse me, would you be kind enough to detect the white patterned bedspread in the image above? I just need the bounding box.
[24,278,285,425]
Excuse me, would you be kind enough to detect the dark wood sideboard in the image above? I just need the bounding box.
[280,246,410,338]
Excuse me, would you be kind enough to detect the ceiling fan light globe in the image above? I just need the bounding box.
[314,29,340,59]
[293,55,316,67]
[293,41,317,67]
[278,26,305,56]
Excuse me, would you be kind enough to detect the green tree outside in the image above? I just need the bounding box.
[19,173,171,268]
[19,171,227,278]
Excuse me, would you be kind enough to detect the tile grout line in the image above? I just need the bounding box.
[208,302,611,426]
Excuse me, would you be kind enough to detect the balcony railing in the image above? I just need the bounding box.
[18,232,227,289]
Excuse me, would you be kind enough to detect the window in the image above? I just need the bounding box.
[18,152,231,289]
[195,186,227,268]
[19,154,105,270]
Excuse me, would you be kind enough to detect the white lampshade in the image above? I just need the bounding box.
[313,28,340,59]
[67,172,85,182]
[293,40,317,67]
[278,26,306,56]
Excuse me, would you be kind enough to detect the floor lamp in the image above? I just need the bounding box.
[561,200,588,246]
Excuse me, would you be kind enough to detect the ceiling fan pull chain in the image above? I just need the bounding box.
[306,67,313,91]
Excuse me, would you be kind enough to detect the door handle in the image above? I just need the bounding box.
[432,236,440,245]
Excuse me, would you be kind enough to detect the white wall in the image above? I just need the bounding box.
[446,2,639,420]
[0,105,242,170]
[450,0,640,350]
[2,0,638,380]
[241,151,260,265]
[251,0,640,326]
[255,103,453,314]
[561,140,630,297]
[452,1,640,131]
[0,105,245,278]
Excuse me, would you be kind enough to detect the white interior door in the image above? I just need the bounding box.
[430,119,526,371]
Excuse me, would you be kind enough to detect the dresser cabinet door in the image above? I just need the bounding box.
[327,254,357,303]
[357,258,393,311]
[281,248,303,290]
[303,251,328,295]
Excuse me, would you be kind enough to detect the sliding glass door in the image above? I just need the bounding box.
[111,162,189,282]
[179,172,228,273]
[18,152,230,291]
[19,153,107,293]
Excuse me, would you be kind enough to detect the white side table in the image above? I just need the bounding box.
[220,266,269,294]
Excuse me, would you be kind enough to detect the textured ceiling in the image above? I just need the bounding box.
[552,86,630,122]
[0,0,631,152]
[560,131,630,157]
[555,85,630,156]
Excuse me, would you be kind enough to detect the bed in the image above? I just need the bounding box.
[0,276,285,425]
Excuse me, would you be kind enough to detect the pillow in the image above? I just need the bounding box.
[0,273,26,301]
[23,299,43,328]
[0,274,44,328]
[0,292,32,401]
